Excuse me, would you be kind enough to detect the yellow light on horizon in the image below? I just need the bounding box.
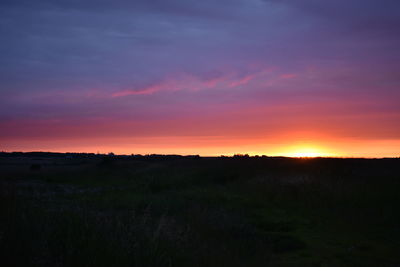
[280,145,333,158]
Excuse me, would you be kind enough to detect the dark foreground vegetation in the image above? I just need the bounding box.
[1,152,399,266]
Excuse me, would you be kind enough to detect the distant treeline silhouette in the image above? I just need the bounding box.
[1,151,399,160]
[0,151,200,160]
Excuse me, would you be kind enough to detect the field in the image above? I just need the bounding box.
[1,153,399,266]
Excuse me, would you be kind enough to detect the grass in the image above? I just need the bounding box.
[0,154,399,266]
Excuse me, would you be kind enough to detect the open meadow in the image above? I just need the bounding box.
[1,153,399,266]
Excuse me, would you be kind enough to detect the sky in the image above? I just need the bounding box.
[1,0,400,157]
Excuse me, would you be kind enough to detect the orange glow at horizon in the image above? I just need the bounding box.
[278,145,335,158]
[2,135,400,158]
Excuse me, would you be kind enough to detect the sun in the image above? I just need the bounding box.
[290,150,323,157]
[281,146,332,158]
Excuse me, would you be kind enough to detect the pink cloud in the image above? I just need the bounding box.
[228,73,257,88]
[112,84,164,97]
[111,68,277,98]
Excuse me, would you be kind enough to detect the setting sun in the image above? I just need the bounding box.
[280,146,333,158]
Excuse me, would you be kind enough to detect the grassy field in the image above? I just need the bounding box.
[1,153,399,266]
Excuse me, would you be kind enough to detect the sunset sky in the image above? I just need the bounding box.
[1,0,400,157]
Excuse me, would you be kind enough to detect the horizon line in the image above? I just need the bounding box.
[1,151,399,160]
